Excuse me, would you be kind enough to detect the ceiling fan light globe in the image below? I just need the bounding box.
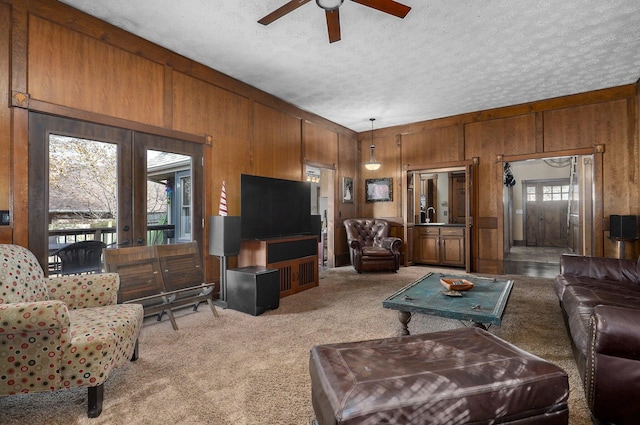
[316,0,343,11]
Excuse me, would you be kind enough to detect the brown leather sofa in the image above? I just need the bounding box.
[554,254,640,425]
[343,218,402,273]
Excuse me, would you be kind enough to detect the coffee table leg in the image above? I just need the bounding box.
[471,321,487,330]
[398,311,412,335]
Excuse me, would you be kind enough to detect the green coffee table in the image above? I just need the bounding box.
[382,272,514,335]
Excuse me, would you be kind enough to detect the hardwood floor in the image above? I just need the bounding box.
[503,246,572,279]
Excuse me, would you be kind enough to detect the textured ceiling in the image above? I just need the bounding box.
[58,0,640,132]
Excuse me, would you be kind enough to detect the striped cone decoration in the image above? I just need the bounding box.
[218,180,228,216]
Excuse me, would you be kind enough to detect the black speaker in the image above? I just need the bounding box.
[226,266,280,316]
[610,215,638,239]
[267,238,317,264]
[209,216,241,256]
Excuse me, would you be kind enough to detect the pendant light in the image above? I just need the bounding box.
[364,118,381,171]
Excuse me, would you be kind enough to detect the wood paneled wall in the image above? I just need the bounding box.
[0,0,353,279]
[0,0,638,276]
[28,16,166,126]
[358,86,639,272]
[0,2,11,244]
[304,121,339,168]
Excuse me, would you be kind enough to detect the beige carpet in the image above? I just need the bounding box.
[1,265,591,425]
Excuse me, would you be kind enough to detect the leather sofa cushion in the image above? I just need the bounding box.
[562,284,640,358]
[310,328,568,425]
[554,274,640,302]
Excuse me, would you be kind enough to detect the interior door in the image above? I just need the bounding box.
[449,172,466,224]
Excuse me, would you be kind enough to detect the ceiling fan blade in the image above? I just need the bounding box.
[351,0,411,18]
[325,10,341,43]
[258,0,312,25]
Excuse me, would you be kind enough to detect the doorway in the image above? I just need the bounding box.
[407,162,474,272]
[28,113,203,274]
[503,155,593,277]
[449,172,466,225]
[306,164,335,268]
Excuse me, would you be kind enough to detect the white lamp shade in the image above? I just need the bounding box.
[364,144,381,170]
[364,162,381,171]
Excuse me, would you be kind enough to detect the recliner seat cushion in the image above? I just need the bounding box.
[361,246,394,257]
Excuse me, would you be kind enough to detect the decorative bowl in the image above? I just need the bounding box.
[440,278,474,291]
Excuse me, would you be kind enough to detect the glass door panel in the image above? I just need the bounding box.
[133,132,203,250]
[48,135,118,273]
[29,113,133,274]
[146,151,193,245]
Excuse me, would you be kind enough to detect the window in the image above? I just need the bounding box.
[542,184,569,201]
[528,183,570,202]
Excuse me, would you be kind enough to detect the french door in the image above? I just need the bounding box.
[28,113,203,273]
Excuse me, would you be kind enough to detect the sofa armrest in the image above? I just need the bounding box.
[46,273,120,309]
[589,304,640,361]
[585,305,640,424]
[381,237,402,255]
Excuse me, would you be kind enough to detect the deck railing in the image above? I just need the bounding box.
[48,224,176,274]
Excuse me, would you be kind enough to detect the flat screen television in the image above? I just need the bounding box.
[241,174,313,240]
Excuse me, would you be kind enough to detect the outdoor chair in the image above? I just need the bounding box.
[0,244,143,418]
[52,240,106,275]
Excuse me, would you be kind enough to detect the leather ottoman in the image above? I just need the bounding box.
[309,328,569,425]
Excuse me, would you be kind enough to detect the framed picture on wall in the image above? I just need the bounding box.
[342,177,354,203]
[365,177,393,202]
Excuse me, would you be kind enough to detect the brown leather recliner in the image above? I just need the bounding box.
[344,218,402,273]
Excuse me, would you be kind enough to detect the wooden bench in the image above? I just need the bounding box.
[103,242,218,330]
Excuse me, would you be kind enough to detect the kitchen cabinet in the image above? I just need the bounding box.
[414,225,465,267]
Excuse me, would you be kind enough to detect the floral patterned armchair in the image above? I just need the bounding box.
[0,244,143,418]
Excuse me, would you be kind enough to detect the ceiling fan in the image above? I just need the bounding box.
[258,0,412,43]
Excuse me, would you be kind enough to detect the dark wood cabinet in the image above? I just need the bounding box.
[414,226,465,267]
[238,235,319,298]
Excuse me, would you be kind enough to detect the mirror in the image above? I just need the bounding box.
[412,166,466,224]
